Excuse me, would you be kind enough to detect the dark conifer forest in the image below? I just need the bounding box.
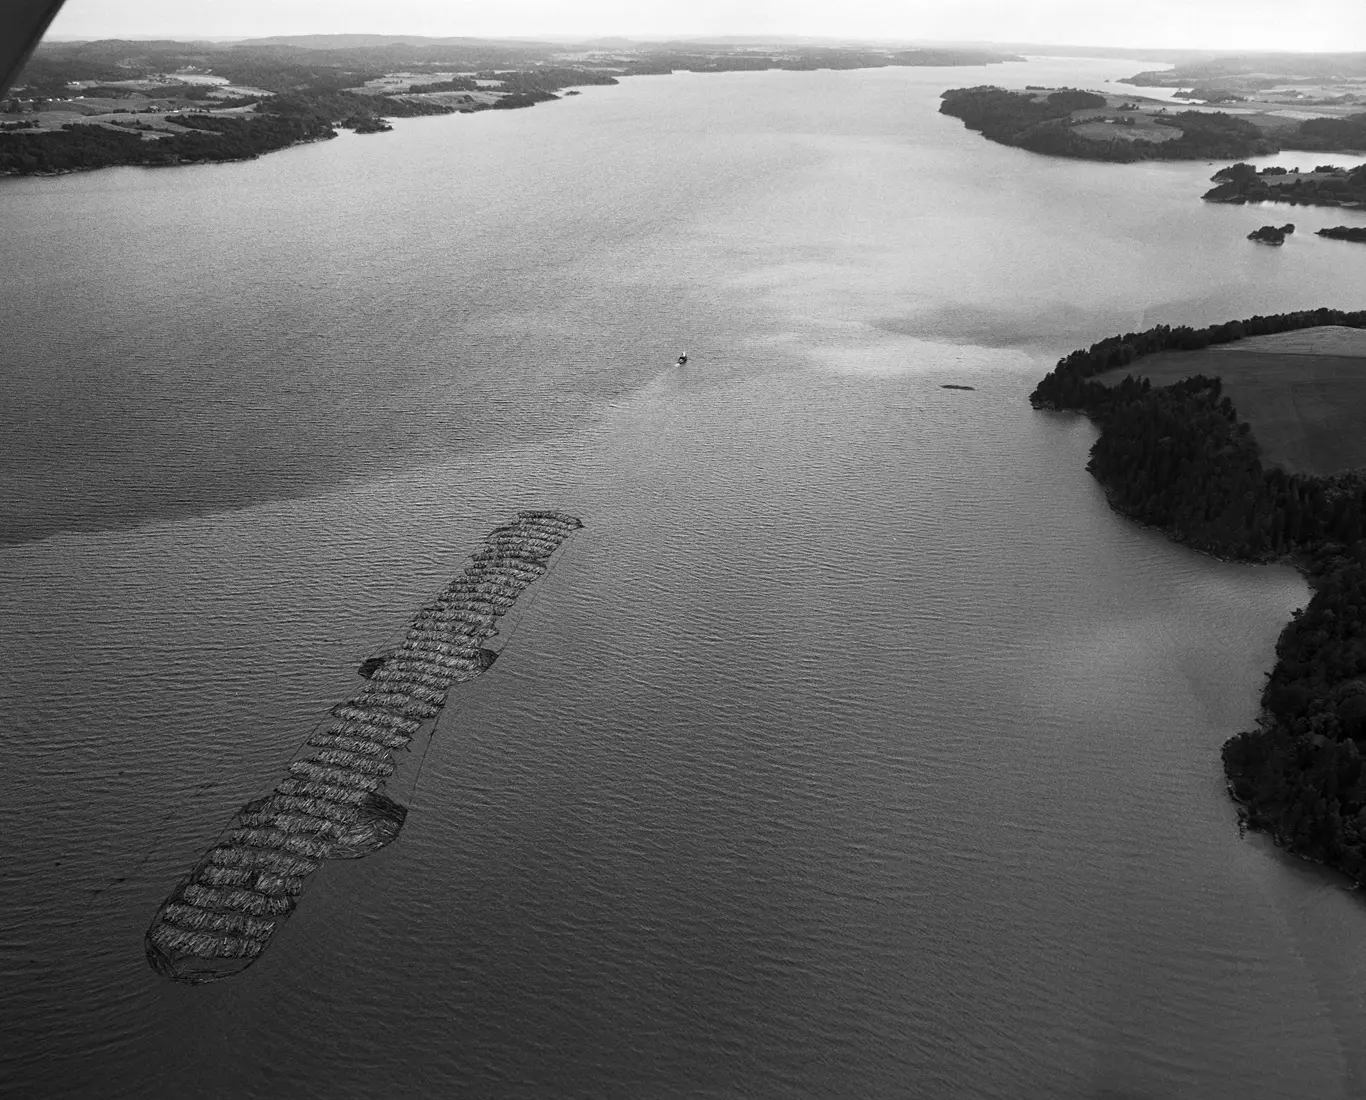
[1032,309,1366,884]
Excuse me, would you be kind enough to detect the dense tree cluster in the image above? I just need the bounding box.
[1035,310,1366,885]
[1289,113,1366,152]
[490,91,559,110]
[623,47,1018,76]
[1224,547,1366,879]
[404,76,480,94]
[938,86,1277,162]
[938,86,1084,144]
[1084,374,1365,557]
[1045,89,1107,110]
[478,68,620,93]
[265,89,450,124]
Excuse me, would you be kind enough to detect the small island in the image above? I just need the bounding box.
[940,383,976,390]
[1031,311,1366,888]
[1247,223,1295,245]
[1204,162,1366,210]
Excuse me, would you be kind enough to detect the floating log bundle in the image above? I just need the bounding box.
[145,510,582,983]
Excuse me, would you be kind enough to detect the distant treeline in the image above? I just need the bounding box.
[12,38,1019,101]
[1032,308,1366,885]
[403,69,619,97]
[10,39,562,98]
[621,46,1018,76]
[1,40,1021,177]
[478,68,619,93]
[1122,52,1366,88]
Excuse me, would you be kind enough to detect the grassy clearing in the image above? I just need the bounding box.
[1072,119,1181,143]
[1095,339,1366,476]
[1209,326,1366,357]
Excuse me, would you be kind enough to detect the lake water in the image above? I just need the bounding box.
[4,56,1366,1099]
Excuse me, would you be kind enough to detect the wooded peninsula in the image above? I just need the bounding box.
[940,84,1366,163]
[941,53,1366,164]
[939,86,1280,162]
[1032,311,1366,885]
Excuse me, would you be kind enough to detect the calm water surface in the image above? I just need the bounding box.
[4,57,1366,1098]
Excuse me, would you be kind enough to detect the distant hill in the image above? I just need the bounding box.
[241,35,544,50]
[1125,51,1366,87]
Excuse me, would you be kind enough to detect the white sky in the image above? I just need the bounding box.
[45,0,1366,53]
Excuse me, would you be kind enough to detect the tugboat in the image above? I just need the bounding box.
[676,351,689,366]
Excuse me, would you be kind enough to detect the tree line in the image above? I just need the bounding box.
[1033,310,1366,885]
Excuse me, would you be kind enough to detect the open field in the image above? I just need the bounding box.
[1022,88,1352,139]
[1211,325,1366,357]
[1,80,272,135]
[1071,117,1181,143]
[1094,334,1366,475]
[382,89,502,110]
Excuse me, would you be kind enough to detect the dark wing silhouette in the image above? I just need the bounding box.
[2,0,68,100]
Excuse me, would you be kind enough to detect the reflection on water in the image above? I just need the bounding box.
[2,57,1364,1099]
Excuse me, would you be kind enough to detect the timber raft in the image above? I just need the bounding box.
[145,510,581,983]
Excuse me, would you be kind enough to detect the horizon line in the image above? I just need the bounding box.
[33,33,1366,56]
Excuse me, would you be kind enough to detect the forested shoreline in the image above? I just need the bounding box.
[1,38,1017,177]
[1032,309,1366,884]
[0,79,588,175]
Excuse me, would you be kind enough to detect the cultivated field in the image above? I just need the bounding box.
[1094,327,1366,476]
